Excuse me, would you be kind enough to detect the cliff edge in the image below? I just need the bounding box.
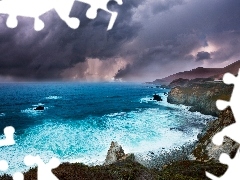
[167,80,233,116]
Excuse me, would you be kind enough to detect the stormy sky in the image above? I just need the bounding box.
[0,0,240,82]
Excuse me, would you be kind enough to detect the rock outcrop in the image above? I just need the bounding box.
[193,108,239,161]
[168,78,189,88]
[34,106,44,110]
[167,77,239,162]
[153,94,162,101]
[104,141,132,165]
[167,81,233,116]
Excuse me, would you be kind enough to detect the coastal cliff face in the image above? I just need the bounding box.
[150,60,240,85]
[193,108,239,161]
[167,78,239,162]
[167,81,233,116]
[1,79,237,179]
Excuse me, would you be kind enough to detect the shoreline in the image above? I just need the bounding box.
[0,92,213,177]
[0,81,234,179]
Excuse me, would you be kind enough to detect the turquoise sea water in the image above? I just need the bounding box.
[0,82,214,174]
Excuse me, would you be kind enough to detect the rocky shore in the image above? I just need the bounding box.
[0,78,237,179]
[167,78,233,116]
[0,141,228,180]
[166,77,239,162]
[193,108,239,162]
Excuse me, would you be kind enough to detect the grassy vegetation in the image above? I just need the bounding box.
[157,160,227,180]
[0,158,227,180]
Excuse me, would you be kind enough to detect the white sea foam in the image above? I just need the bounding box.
[45,96,62,100]
[21,104,47,116]
[140,92,194,111]
[0,113,5,117]
[0,103,215,175]
[32,103,45,106]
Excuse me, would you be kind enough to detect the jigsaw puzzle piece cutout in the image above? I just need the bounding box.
[54,0,80,29]
[206,150,240,180]
[212,123,240,146]
[12,172,24,180]
[207,69,240,179]
[77,0,123,30]
[0,160,8,171]
[0,126,15,147]
[212,70,240,146]
[0,0,55,31]
[6,16,18,28]
[223,72,236,85]
[0,0,123,30]
[24,155,60,180]
[0,0,79,30]
[216,100,230,111]
[7,15,45,31]
[227,72,240,119]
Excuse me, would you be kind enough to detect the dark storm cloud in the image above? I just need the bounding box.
[1,0,240,81]
[150,0,186,15]
[115,33,199,80]
[0,0,143,81]
[196,51,211,61]
[114,0,240,81]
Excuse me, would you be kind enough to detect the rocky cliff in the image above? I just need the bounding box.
[1,80,237,179]
[167,81,233,116]
[193,108,239,162]
[150,60,240,85]
[167,78,239,163]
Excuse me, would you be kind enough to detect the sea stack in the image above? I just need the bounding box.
[104,141,127,165]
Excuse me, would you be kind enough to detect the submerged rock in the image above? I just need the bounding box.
[34,106,44,110]
[153,94,162,101]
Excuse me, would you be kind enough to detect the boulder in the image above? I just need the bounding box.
[34,106,44,110]
[153,94,162,101]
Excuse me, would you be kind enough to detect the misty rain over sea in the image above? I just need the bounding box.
[0,82,215,174]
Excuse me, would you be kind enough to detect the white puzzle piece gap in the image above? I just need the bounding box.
[206,150,240,180]
[12,172,24,180]
[206,69,240,179]
[77,0,123,30]
[0,160,8,171]
[0,0,123,30]
[0,126,15,146]
[24,155,60,180]
[0,126,15,175]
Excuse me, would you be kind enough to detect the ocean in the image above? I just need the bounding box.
[0,82,215,174]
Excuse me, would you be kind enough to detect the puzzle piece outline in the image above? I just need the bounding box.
[0,126,15,147]
[206,69,240,179]
[24,155,60,180]
[0,126,15,175]
[0,0,123,31]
